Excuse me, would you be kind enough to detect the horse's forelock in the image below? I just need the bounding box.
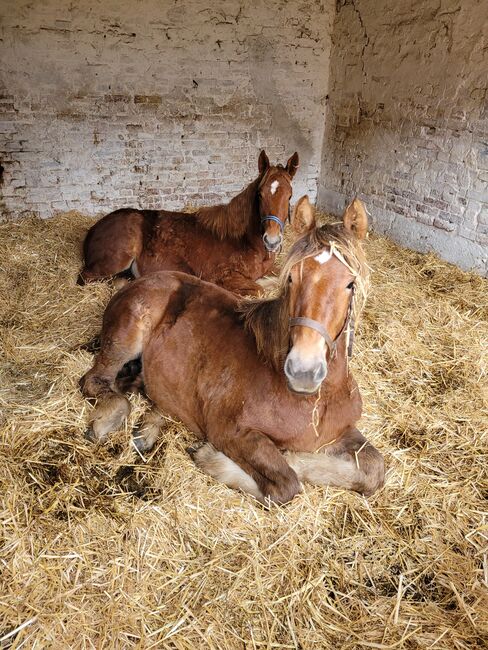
[278,224,369,316]
[258,165,293,191]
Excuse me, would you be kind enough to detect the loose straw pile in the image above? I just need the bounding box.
[0,211,487,648]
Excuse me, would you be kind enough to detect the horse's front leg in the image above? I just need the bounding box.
[285,428,384,497]
[80,347,133,443]
[80,317,145,443]
[190,429,301,504]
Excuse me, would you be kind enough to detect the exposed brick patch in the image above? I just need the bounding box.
[133,95,162,105]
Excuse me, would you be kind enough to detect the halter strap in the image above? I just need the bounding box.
[260,214,285,233]
[289,285,356,359]
[289,317,336,353]
[347,316,355,358]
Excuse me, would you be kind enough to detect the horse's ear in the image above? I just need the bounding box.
[286,152,299,178]
[343,198,368,240]
[258,150,270,175]
[292,195,316,235]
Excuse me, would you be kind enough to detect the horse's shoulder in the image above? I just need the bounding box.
[170,276,243,324]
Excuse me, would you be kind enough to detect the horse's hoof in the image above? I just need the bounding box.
[186,444,203,458]
[84,427,96,443]
[132,434,153,454]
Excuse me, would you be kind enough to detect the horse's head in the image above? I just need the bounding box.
[257,150,299,253]
[284,196,369,395]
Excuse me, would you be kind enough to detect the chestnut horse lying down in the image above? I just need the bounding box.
[78,150,299,296]
[80,196,384,503]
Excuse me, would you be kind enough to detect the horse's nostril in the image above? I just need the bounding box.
[284,357,294,376]
[313,363,327,382]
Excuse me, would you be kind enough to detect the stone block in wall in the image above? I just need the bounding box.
[416,203,438,218]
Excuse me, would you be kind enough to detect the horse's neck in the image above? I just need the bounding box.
[229,177,260,224]
[196,178,260,240]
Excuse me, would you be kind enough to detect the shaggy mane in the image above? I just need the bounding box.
[195,166,293,240]
[238,288,291,372]
[239,222,370,371]
[196,178,260,240]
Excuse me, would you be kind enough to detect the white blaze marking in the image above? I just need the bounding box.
[314,250,332,265]
[270,180,279,194]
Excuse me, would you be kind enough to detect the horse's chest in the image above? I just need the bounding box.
[241,391,316,445]
[241,382,361,452]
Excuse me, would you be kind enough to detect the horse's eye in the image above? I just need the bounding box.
[347,281,355,290]
[288,276,292,283]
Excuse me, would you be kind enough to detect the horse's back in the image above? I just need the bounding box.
[79,208,148,282]
[83,208,142,254]
[105,270,237,341]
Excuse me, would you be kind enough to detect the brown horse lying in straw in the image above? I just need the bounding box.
[78,150,299,296]
[80,196,384,504]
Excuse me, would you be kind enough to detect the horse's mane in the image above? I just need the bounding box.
[195,166,293,240]
[195,178,261,240]
[239,223,370,371]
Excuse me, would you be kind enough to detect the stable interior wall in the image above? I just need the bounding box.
[1,0,487,275]
[318,0,488,275]
[0,0,334,217]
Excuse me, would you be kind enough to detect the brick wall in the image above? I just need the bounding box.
[318,0,488,275]
[1,0,487,275]
[0,0,334,217]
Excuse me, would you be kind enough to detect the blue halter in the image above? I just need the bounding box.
[260,214,285,232]
[260,203,291,233]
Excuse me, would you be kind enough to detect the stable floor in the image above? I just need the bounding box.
[0,213,487,649]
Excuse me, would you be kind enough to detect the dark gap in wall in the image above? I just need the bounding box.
[0,162,4,185]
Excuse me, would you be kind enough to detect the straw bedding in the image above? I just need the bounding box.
[0,211,487,649]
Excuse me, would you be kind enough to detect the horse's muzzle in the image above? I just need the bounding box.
[284,354,327,395]
[263,233,283,253]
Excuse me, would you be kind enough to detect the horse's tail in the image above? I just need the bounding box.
[78,209,146,284]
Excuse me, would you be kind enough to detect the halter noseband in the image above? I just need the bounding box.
[289,269,356,359]
[260,213,286,233]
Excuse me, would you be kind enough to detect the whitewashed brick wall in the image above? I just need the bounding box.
[318,0,488,275]
[0,0,334,217]
[1,0,487,275]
